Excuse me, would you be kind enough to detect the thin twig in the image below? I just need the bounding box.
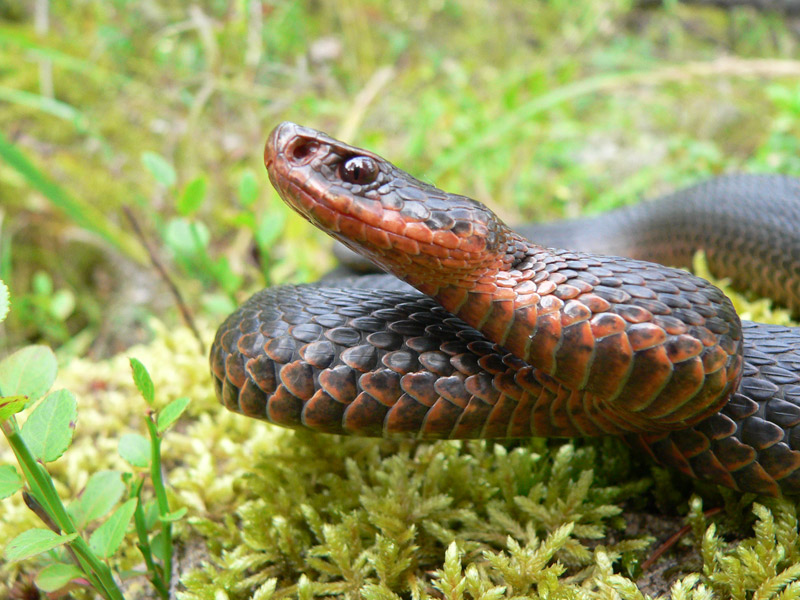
[122,206,206,355]
[641,507,723,571]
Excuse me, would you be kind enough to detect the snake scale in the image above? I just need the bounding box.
[211,122,800,496]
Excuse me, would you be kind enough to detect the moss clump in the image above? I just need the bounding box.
[179,434,653,599]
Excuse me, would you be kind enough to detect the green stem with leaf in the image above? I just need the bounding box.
[1,419,125,600]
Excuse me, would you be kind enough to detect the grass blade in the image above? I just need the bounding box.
[0,130,146,264]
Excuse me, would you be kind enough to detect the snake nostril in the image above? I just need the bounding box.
[290,140,319,162]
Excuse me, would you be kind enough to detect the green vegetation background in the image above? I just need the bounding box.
[2,0,800,598]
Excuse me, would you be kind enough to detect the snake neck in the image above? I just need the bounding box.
[427,232,743,430]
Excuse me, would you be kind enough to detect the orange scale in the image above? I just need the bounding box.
[403,221,435,243]
[571,279,593,294]
[364,225,392,249]
[525,311,562,373]
[590,313,627,338]
[539,294,563,313]
[471,282,500,294]
[436,287,469,312]
[420,398,463,439]
[665,334,704,363]
[693,326,718,347]
[419,241,451,259]
[701,345,729,374]
[627,323,667,352]
[339,215,367,241]
[560,300,592,327]
[458,235,488,253]
[386,232,421,256]
[537,280,557,295]
[441,256,469,270]
[494,287,517,301]
[455,292,494,326]
[482,299,515,344]
[310,203,341,232]
[326,192,353,213]
[513,293,540,309]
[381,211,410,235]
[580,294,611,314]
[515,280,538,295]
[432,229,461,249]
[350,199,387,227]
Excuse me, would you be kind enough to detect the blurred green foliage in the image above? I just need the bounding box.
[1,0,800,352]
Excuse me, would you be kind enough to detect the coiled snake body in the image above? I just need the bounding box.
[211,122,800,496]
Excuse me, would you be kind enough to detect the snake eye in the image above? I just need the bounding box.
[339,156,379,185]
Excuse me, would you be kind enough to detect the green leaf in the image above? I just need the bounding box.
[20,389,77,463]
[177,175,207,216]
[5,529,78,561]
[239,170,259,207]
[35,562,85,592]
[0,464,23,499]
[70,470,125,528]
[0,345,57,402]
[32,271,53,295]
[48,289,75,320]
[156,396,190,433]
[88,498,137,558]
[118,433,150,468]
[256,212,287,250]
[141,151,176,187]
[159,507,188,522]
[0,395,28,422]
[0,278,8,323]
[129,358,154,406]
[164,218,210,257]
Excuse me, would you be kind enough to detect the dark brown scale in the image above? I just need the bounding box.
[359,369,402,404]
[385,395,431,434]
[344,393,390,436]
[422,398,465,438]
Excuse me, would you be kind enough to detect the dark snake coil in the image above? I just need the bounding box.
[211,122,800,497]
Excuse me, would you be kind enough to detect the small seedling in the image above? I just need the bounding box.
[0,283,190,598]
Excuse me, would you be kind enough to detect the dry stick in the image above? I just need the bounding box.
[123,206,206,355]
[641,507,723,571]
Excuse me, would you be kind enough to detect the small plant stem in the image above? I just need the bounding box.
[122,205,206,354]
[146,417,173,587]
[131,477,169,599]
[1,420,126,600]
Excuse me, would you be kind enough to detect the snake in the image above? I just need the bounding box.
[210,122,800,497]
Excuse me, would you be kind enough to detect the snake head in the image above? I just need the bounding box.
[264,122,519,296]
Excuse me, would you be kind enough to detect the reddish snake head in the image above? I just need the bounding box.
[265,121,743,434]
[265,121,514,297]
